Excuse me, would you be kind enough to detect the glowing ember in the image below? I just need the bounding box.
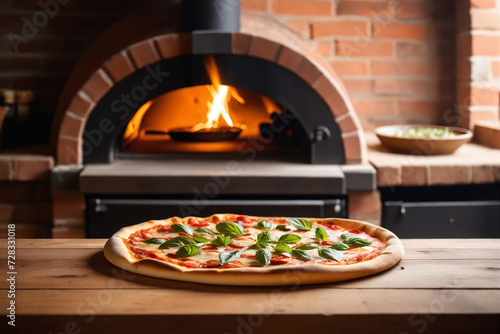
[191,56,245,132]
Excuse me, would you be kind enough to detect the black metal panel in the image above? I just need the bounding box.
[182,0,240,32]
[87,197,346,238]
[83,54,345,164]
[382,200,500,238]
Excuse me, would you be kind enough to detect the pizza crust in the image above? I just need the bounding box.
[104,214,404,286]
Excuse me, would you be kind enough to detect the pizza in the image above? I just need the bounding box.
[104,214,404,286]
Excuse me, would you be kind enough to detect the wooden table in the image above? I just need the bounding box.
[1,239,499,333]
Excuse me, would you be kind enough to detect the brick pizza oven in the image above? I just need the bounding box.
[50,0,377,237]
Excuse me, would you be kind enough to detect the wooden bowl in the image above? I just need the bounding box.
[374,125,472,155]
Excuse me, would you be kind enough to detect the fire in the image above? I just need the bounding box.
[191,56,245,132]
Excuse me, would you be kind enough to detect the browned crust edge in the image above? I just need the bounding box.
[103,214,404,286]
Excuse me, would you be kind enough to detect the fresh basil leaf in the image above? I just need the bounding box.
[274,242,291,253]
[142,238,165,245]
[286,218,313,231]
[159,236,196,249]
[291,249,311,261]
[211,235,233,247]
[194,227,216,235]
[277,234,302,244]
[293,243,319,250]
[275,225,289,231]
[219,248,245,265]
[344,237,372,247]
[192,235,209,243]
[318,248,343,262]
[216,222,244,236]
[175,245,201,258]
[256,220,275,231]
[257,231,274,243]
[171,223,193,236]
[341,233,359,240]
[315,226,329,242]
[331,242,350,250]
[256,248,272,266]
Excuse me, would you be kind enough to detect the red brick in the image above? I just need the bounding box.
[57,136,82,165]
[241,0,267,12]
[456,58,472,81]
[376,165,402,187]
[52,226,85,238]
[104,52,135,83]
[401,165,427,186]
[232,33,252,55]
[352,99,396,115]
[371,60,450,77]
[336,113,361,133]
[472,34,500,56]
[348,190,381,222]
[469,109,500,125]
[286,19,310,39]
[342,131,363,164]
[337,1,393,17]
[248,36,281,62]
[335,40,393,57]
[374,79,442,98]
[456,34,472,57]
[493,61,500,78]
[53,194,85,220]
[67,92,95,118]
[316,41,332,57]
[272,0,332,16]
[81,69,113,103]
[456,0,472,34]
[156,33,191,59]
[311,20,370,39]
[342,79,372,96]
[458,84,500,106]
[12,156,54,181]
[373,22,428,40]
[330,60,367,76]
[312,75,350,117]
[471,9,500,30]
[0,159,13,181]
[398,99,445,117]
[59,113,85,138]
[396,42,427,58]
[471,0,497,8]
[395,0,432,19]
[128,39,161,69]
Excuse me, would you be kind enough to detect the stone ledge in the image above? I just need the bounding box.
[366,132,500,187]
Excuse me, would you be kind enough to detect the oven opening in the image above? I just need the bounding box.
[119,55,302,157]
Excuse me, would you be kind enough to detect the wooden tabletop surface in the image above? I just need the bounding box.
[1,239,499,333]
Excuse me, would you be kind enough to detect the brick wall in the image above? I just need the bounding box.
[0,0,456,132]
[243,0,456,130]
[456,0,500,130]
[0,155,54,238]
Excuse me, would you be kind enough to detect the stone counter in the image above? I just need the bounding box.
[366,132,500,187]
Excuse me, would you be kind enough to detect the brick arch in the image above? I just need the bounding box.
[56,13,366,165]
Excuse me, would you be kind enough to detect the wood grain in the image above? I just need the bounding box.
[1,239,499,334]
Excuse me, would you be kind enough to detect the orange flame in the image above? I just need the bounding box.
[192,56,244,131]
